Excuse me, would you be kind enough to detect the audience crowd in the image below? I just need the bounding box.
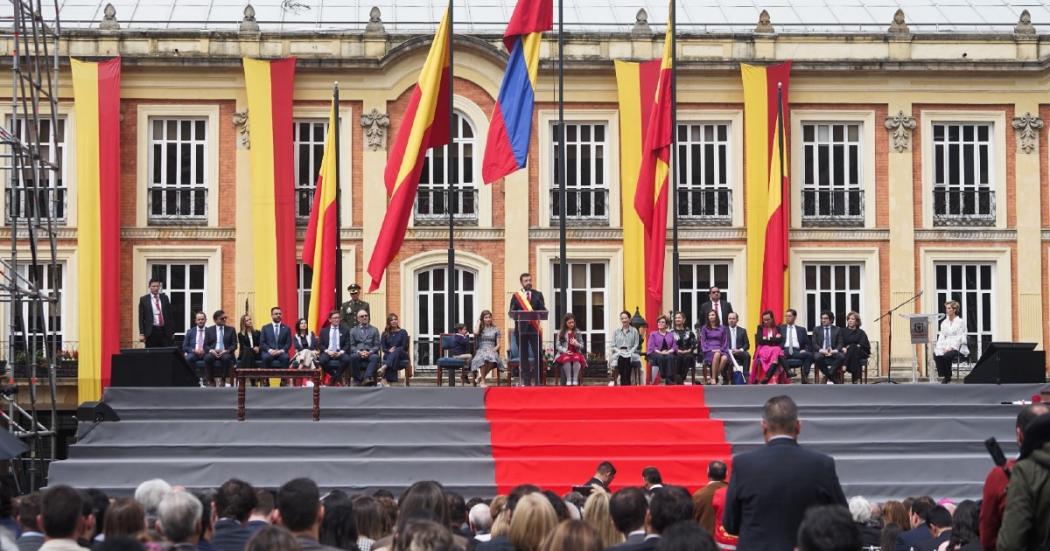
[2,398,1048,551]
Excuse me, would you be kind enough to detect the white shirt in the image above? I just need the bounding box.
[151,293,163,325]
[329,327,340,351]
[729,326,738,349]
[195,327,205,349]
[711,301,722,319]
[785,325,798,350]
[935,316,969,356]
[216,326,224,351]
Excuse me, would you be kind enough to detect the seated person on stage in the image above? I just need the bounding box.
[471,312,503,388]
[699,310,729,385]
[726,312,750,384]
[292,317,319,369]
[750,310,788,385]
[238,313,263,386]
[609,310,641,386]
[840,311,870,384]
[647,315,677,385]
[183,311,209,382]
[446,323,473,385]
[319,311,351,385]
[780,308,814,384]
[672,312,697,385]
[555,313,587,386]
[260,306,291,369]
[933,299,968,384]
[379,313,409,386]
[349,310,381,385]
[204,309,237,387]
[812,310,845,384]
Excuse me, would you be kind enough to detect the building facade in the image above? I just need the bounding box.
[2,1,1049,380]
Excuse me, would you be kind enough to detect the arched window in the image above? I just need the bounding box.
[414,265,476,366]
[415,112,477,224]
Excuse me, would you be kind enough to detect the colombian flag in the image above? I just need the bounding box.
[634,16,674,326]
[303,100,338,333]
[742,62,791,329]
[72,57,121,402]
[481,0,553,184]
[243,58,299,324]
[368,9,451,291]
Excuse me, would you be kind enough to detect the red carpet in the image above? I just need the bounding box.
[484,386,731,494]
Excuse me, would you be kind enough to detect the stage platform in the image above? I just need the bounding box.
[47,383,1046,501]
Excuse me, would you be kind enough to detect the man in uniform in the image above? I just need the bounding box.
[340,283,370,328]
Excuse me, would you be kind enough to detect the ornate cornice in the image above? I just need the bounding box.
[884,110,917,152]
[406,228,504,240]
[1012,112,1044,154]
[0,227,77,239]
[232,109,250,149]
[915,229,1017,241]
[790,228,890,241]
[122,227,236,239]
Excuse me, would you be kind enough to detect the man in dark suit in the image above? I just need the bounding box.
[138,277,176,348]
[15,492,42,551]
[725,312,750,382]
[609,487,648,549]
[915,506,952,551]
[508,273,546,386]
[692,460,728,535]
[318,311,352,383]
[211,479,258,551]
[608,487,694,551]
[895,498,936,551]
[812,310,846,384]
[723,395,847,551]
[699,287,733,327]
[779,308,814,383]
[274,478,340,551]
[582,461,616,493]
[183,311,209,383]
[259,306,292,369]
[205,309,237,387]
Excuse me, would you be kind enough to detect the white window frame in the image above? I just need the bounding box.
[678,110,744,226]
[146,117,210,223]
[412,265,478,367]
[3,114,71,225]
[677,261,734,329]
[930,122,995,225]
[921,247,1011,351]
[147,260,209,344]
[132,245,222,343]
[789,248,880,342]
[414,110,478,225]
[921,111,1006,229]
[666,245,747,325]
[538,109,620,228]
[551,260,610,360]
[292,104,354,228]
[297,262,313,322]
[10,262,66,351]
[801,263,864,330]
[932,261,995,362]
[535,245,622,338]
[791,110,876,228]
[136,105,220,227]
[293,118,328,223]
[675,121,733,224]
[799,121,864,225]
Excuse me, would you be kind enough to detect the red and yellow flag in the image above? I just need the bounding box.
[72,57,121,402]
[367,9,452,291]
[633,13,674,325]
[303,101,338,333]
[742,62,792,329]
[243,57,298,323]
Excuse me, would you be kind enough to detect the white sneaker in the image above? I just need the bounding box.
[826,380,834,385]
[608,381,615,387]
[305,381,314,387]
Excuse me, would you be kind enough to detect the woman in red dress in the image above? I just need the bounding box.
[555,313,588,386]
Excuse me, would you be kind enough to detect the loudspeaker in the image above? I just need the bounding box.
[77,401,120,422]
[964,342,1046,384]
[111,347,199,387]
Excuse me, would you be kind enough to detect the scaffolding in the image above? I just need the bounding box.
[0,0,62,492]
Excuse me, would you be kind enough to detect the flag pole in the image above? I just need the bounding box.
[446,0,457,336]
[334,82,343,311]
[556,0,567,325]
[669,0,680,314]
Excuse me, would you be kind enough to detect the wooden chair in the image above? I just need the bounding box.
[436,334,469,387]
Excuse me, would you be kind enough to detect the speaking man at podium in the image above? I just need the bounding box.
[509,273,546,386]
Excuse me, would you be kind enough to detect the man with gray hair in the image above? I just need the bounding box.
[723,395,846,551]
[468,503,492,544]
[133,479,173,531]
[156,492,202,550]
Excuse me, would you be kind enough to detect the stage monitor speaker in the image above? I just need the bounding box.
[964,342,1046,384]
[77,401,120,422]
[111,347,198,387]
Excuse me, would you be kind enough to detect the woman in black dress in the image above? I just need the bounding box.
[238,314,262,386]
[671,311,697,384]
[840,311,870,384]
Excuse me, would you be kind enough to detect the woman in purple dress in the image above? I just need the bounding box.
[646,315,677,384]
[699,310,730,385]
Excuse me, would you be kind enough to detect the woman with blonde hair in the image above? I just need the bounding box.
[582,490,623,548]
[540,520,603,551]
[488,495,510,538]
[507,493,558,551]
[840,311,870,384]
[934,299,969,384]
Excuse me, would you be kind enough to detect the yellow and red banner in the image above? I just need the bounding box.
[303,101,338,333]
[243,57,298,324]
[742,62,791,329]
[367,9,451,291]
[633,15,674,325]
[72,57,121,402]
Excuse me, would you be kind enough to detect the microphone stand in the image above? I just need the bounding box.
[873,289,923,384]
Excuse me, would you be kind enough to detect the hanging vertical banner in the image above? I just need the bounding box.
[72,57,121,402]
[615,59,661,323]
[243,57,298,323]
[741,61,791,329]
[303,99,339,333]
[367,9,451,291]
[634,16,674,326]
[481,0,553,183]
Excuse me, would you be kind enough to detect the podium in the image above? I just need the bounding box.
[510,310,549,386]
[901,313,943,383]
